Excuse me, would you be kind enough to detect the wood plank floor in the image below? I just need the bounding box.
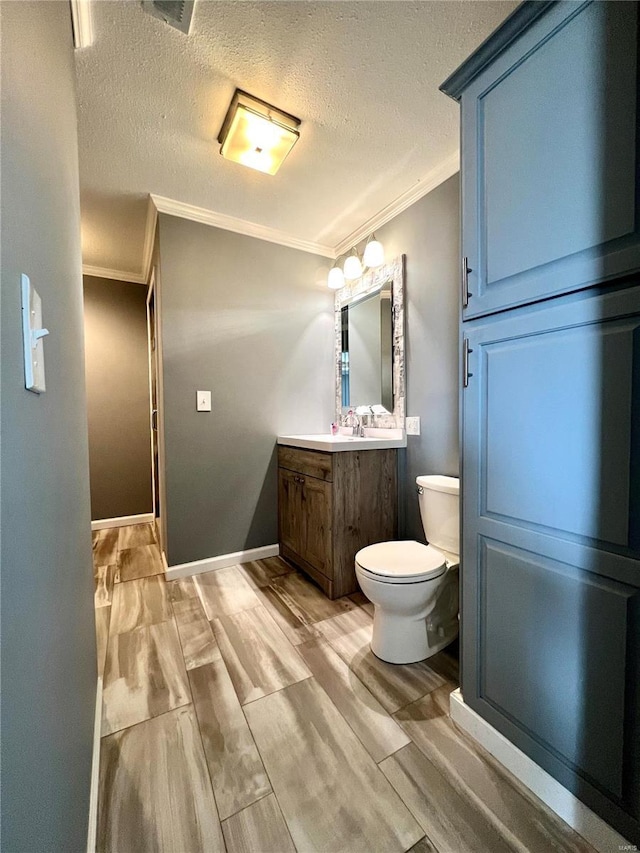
[93,523,597,853]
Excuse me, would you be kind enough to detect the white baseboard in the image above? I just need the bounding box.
[91,513,154,531]
[165,544,279,580]
[449,689,632,853]
[86,677,102,853]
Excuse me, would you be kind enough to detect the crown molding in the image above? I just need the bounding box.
[334,150,460,256]
[84,153,460,275]
[151,194,335,259]
[83,198,156,286]
[70,0,93,49]
[440,2,554,101]
[82,264,147,284]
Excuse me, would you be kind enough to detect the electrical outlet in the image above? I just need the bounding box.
[405,416,421,436]
[196,390,212,412]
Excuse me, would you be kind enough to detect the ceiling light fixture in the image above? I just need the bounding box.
[327,236,386,289]
[217,90,301,176]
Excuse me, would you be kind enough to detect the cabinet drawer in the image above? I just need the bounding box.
[277,446,333,482]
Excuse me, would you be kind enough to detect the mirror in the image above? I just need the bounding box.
[340,288,393,411]
[334,255,405,426]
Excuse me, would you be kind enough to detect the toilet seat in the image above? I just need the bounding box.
[355,541,446,584]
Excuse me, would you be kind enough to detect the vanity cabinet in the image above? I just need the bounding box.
[277,445,397,599]
[449,0,640,321]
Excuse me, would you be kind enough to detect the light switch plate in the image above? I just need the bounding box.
[196,390,212,412]
[21,273,49,394]
[406,416,421,436]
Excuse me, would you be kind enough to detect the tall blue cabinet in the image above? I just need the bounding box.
[441,1,640,842]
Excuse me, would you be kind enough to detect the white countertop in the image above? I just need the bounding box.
[277,429,406,452]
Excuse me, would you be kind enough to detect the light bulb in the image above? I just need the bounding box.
[343,253,363,280]
[328,266,345,290]
[363,238,385,268]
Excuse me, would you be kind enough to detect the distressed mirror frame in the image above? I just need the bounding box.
[334,254,405,428]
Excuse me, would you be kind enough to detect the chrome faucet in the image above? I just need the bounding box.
[344,409,364,436]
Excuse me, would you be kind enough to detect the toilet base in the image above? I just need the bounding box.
[370,608,458,665]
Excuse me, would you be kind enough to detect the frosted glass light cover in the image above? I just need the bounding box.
[328,266,345,289]
[220,105,299,175]
[363,239,385,268]
[343,254,363,280]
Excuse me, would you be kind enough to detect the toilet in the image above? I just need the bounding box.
[355,475,460,664]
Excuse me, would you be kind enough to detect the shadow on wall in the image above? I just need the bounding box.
[245,445,278,550]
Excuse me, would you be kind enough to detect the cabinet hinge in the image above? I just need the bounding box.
[462,256,472,308]
[463,338,473,388]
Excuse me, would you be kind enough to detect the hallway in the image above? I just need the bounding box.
[93,524,595,853]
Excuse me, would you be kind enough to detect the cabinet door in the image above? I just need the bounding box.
[462,286,640,841]
[278,469,304,556]
[301,475,332,577]
[461,1,640,319]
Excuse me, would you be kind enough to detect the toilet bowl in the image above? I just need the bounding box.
[355,475,459,664]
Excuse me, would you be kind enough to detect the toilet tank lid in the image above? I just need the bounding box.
[416,475,459,494]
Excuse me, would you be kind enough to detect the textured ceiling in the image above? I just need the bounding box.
[76,0,518,276]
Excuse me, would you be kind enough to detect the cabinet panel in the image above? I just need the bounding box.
[461,1,640,319]
[301,476,332,577]
[278,469,304,556]
[480,538,635,801]
[483,316,636,549]
[465,287,640,558]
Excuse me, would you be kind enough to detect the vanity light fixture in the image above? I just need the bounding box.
[343,248,364,281]
[326,235,386,288]
[362,233,385,269]
[328,263,346,290]
[217,90,301,176]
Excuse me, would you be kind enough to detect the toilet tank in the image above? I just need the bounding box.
[416,475,460,555]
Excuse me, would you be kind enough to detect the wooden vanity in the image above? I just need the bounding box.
[277,439,400,599]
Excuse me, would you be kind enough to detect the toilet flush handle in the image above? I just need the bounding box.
[417,485,424,495]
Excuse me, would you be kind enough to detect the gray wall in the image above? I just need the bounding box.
[376,175,460,539]
[157,215,335,566]
[84,275,153,520]
[1,3,96,851]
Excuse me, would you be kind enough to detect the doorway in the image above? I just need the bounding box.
[146,270,163,552]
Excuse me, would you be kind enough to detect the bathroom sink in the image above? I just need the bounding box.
[363,427,404,440]
[277,430,407,452]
